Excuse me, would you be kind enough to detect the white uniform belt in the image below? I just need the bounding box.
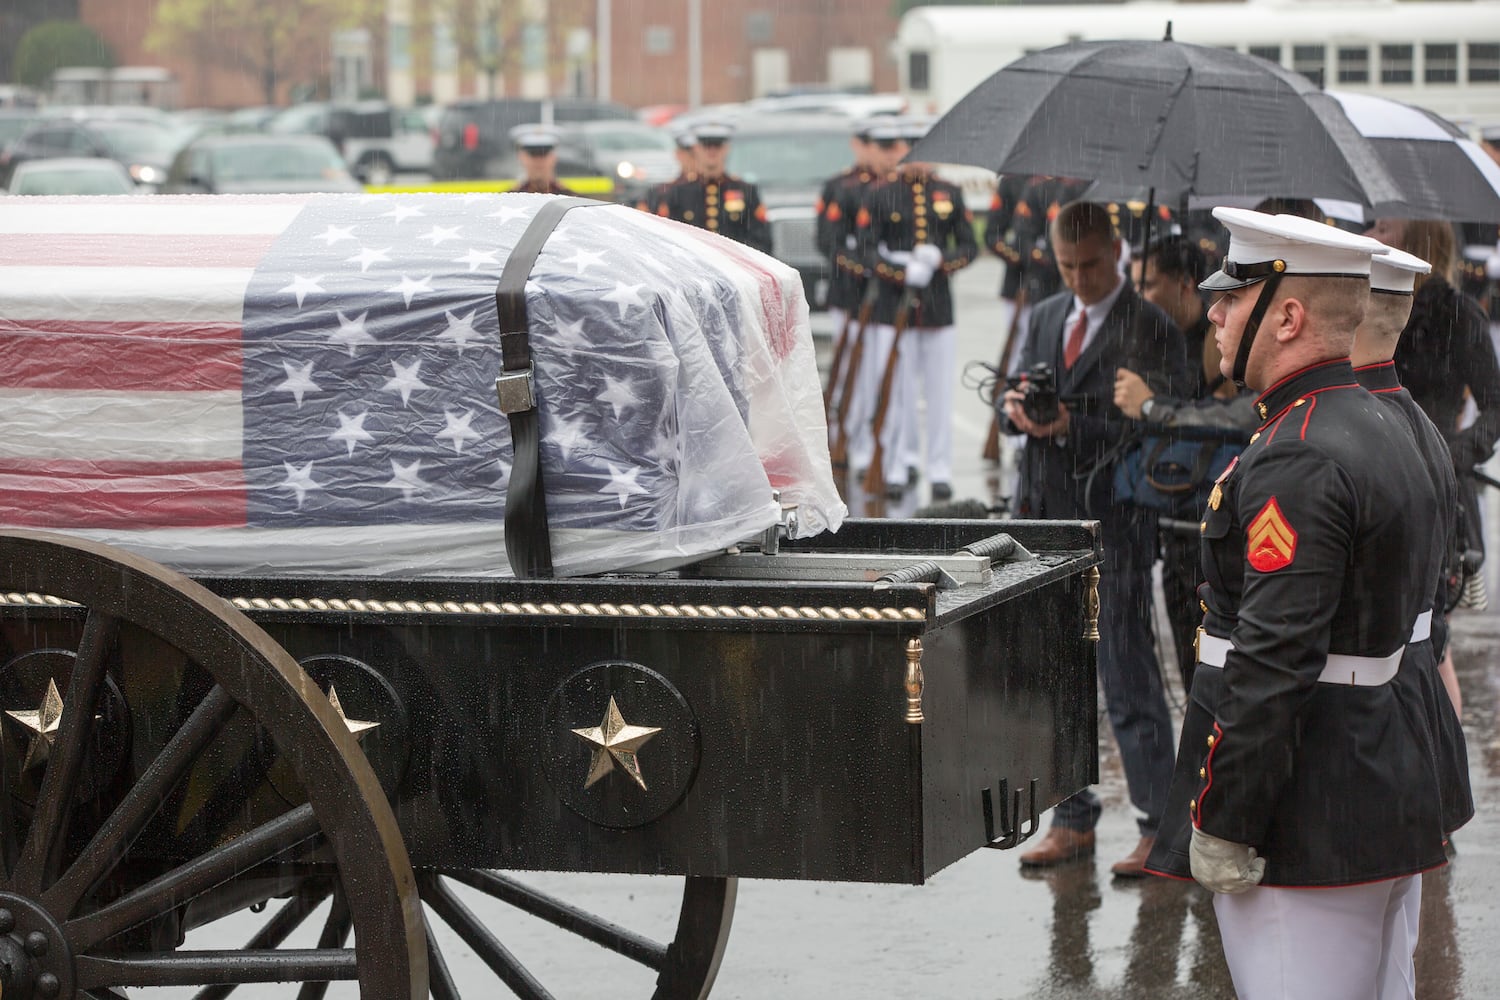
[1195,610,1431,687]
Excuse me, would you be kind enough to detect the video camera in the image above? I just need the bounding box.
[1005,362,1063,425]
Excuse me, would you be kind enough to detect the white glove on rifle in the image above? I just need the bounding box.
[904,259,935,289]
[912,242,944,270]
[1190,827,1266,894]
[878,241,912,266]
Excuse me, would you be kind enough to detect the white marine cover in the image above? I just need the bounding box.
[0,193,845,577]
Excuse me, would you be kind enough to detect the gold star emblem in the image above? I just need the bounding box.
[326,686,379,740]
[572,696,662,791]
[6,678,64,771]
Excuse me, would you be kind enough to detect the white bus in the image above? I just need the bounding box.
[896,0,1500,127]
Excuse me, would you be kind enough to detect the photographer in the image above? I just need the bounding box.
[1114,237,1256,693]
[1004,201,1190,878]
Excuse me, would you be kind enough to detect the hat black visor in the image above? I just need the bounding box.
[520,145,555,156]
[698,137,727,148]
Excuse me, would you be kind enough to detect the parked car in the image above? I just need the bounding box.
[159,134,363,194]
[5,157,137,195]
[0,109,41,154]
[554,120,677,204]
[268,101,434,183]
[0,113,179,189]
[431,98,632,180]
[726,114,857,308]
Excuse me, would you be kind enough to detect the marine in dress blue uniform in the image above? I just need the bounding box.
[656,122,772,255]
[508,125,577,196]
[1145,209,1453,1000]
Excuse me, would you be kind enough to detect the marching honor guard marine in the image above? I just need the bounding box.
[508,125,576,196]
[850,117,977,499]
[637,128,697,216]
[656,122,771,255]
[1145,208,1457,1000]
[817,118,886,327]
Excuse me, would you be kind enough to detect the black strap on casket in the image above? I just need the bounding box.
[494,196,605,578]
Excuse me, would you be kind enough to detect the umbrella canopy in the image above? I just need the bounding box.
[911,38,1406,211]
[1320,90,1500,222]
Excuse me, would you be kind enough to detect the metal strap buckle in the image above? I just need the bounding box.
[495,368,536,414]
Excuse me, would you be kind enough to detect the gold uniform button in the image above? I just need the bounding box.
[913,183,924,194]
[1200,600,1208,613]
[1250,431,1261,444]
[707,206,719,217]
[684,211,695,221]
[916,229,928,242]
[1199,521,1206,534]
[1294,397,1306,407]
[1199,767,1207,779]
[1206,734,1216,748]
[890,212,902,222]
[1257,402,1268,419]
[1189,799,1197,812]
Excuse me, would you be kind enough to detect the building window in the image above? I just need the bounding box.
[1249,45,1282,66]
[1425,43,1458,84]
[746,12,773,46]
[643,26,673,56]
[1381,44,1414,84]
[1337,46,1369,84]
[909,50,930,92]
[1471,43,1500,82]
[1292,45,1324,85]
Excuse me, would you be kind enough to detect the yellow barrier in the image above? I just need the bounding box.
[364,176,616,196]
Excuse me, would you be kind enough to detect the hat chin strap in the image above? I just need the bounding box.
[1231,274,1285,388]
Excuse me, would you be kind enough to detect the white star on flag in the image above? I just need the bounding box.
[436,409,481,455]
[437,309,482,352]
[279,274,325,309]
[552,316,589,352]
[488,204,528,225]
[382,359,430,407]
[277,360,320,407]
[347,246,392,273]
[547,414,593,463]
[600,462,649,509]
[328,411,374,456]
[559,248,606,275]
[313,225,356,246]
[599,374,641,420]
[280,460,322,508]
[383,458,427,500]
[455,247,500,272]
[326,311,375,356]
[420,225,462,246]
[386,274,432,308]
[602,281,646,319]
[382,204,425,223]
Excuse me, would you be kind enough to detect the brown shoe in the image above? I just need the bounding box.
[1019,827,1096,868]
[1110,836,1156,878]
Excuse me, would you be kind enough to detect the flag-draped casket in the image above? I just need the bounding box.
[0,193,845,577]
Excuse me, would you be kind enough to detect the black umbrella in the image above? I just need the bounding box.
[911,37,1407,212]
[1320,89,1500,222]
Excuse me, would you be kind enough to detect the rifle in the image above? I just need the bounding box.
[862,289,919,499]
[824,280,876,416]
[981,286,1028,463]
[828,283,879,475]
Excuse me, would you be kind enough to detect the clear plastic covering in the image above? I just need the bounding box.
[0,193,845,577]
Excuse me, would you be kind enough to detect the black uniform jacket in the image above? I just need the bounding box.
[514,179,577,195]
[1356,360,1474,837]
[984,174,1029,300]
[1006,283,1188,566]
[1146,360,1451,887]
[843,168,977,327]
[659,173,772,255]
[817,165,879,312]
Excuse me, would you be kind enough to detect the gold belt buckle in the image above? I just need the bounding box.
[1194,625,1204,663]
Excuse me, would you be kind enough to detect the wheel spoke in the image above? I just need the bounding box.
[442,867,669,970]
[44,685,239,918]
[15,608,119,894]
[76,949,358,989]
[423,911,462,1000]
[294,890,351,1000]
[422,873,556,1000]
[191,883,333,1000]
[65,804,320,951]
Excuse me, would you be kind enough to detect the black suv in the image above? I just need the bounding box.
[432,99,632,181]
[0,112,179,190]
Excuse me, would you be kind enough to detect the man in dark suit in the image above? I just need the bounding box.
[1003,200,1190,877]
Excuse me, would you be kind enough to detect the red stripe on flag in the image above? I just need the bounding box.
[676,224,799,360]
[0,459,246,528]
[0,233,280,269]
[0,319,242,391]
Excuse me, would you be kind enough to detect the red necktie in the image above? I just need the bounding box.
[1064,308,1088,369]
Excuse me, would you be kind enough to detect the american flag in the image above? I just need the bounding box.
[0,193,843,578]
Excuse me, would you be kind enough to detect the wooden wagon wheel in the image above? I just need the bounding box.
[0,530,426,999]
[418,869,735,1000]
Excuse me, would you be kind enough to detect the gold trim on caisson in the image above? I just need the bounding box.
[904,637,925,724]
[1083,566,1101,642]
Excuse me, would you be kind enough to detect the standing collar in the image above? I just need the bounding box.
[1252,358,1358,423]
[1352,360,1401,391]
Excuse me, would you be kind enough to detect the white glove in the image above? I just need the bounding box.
[904,259,935,289]
[878,241,912,266]
[1190,827,1266,894]
[912,242,944,269]
[1487,240,1500,280]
